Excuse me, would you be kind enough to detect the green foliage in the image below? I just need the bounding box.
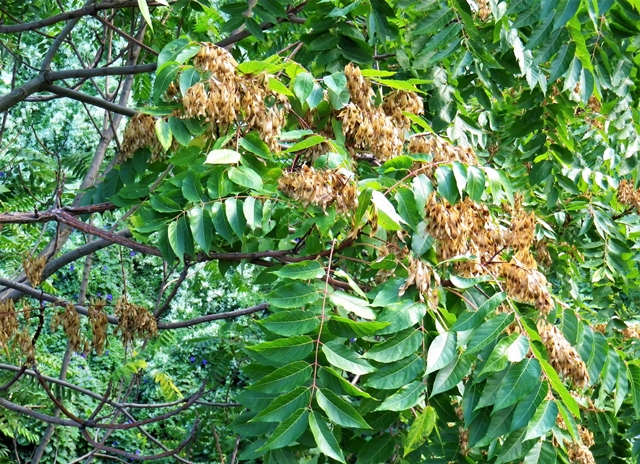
[3,0,640,462]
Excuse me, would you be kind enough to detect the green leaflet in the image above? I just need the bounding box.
[510,381,547,432]
[523,441,557,464]
[426,331,457,374]
[363,328,422,363]
[257,408,309,452]
[251,387,311,423]
[322,341,376,375]
[329,291,376,320]
[375,381,426,411]
[492,359,542,412]
[247,361,312,393]
[365,354,423,390]
[451,291,506,331]
[267,281,320,308]
[316,388,370,429]
[403,406,436,456]
[465,313,515,356]
[258,311,320,336]
[308,412,346,463]
[327,316,390,338]
[271,261,325,280]
[376,300,427,334]
[524,400,558,441]
[430,354,472,397]
[182,169,204,202]
[318,367,374,399]
[356,434,395,464]
[247,336,314,364]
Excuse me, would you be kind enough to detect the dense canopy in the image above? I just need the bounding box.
[2,0,640,462]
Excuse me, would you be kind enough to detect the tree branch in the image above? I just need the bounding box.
[0,1,169,34]
[43,84,137,116]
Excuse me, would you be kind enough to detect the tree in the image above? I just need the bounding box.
[1,0,640,462]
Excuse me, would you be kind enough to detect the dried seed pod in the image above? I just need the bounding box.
[193,43,238,75]
[537,320,590,388]
[382,89,424,133]
[399,254,432,301]
[408,135,479,177]
[278,166,358,213]
[118,113,162,163]
[114,297,158,348]
[12,328,35,364]
[89,299,109,355]
[0,300,19,348]
[344,63,374,110]
[23,254,46,287]
[622,323,640,339]
[51,303,82,351]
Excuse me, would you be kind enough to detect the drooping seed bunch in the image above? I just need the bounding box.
[500,249,554,316]
[408,134,479,176]
[537,319,589,388]
[23,254,46,287]
[51,303,83,351]
[118,113,162,163]
[399,254,439,305]
[622,323,640,339]
[0,300,18,348]
[186,43,290,152]
[88,299,109,355]
[617,179,640,212]
[278,165,358,213]
[339,64,422,161]
[12,328,35,364]
[382,89,424,133]
[114,297,158,348]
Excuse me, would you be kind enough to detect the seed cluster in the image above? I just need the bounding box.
[114,297,158,348]
[89,299,109,355]
[278,166,358,213]
[408,134,478,177]
[0,300,18,348]
[51,303,82,351]
[500,249,554,317]
[557,415,596,463]
[185,43,290,152]
[537,320,589,388]
[339,64,423,161]
[617,179,640,212]
[399,254,439,305]
[622,323,640,339]
[119,113,162,163]
[23,254,46,287]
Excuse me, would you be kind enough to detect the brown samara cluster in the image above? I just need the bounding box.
[617,179,640,212]
[278,166,357,214]
[113,297,158,349]
[537,319,589,388]
[557,415,596,464]
[51,302,84,351]
[120,43,290,161]
[185,43,290,152]
[88,299,109,355]
[23,254,46,287]
[118,113,163,163]
[339,64,423,161]
[408,133,478,177]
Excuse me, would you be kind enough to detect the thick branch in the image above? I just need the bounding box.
[0,1,168,34]
[44,84,137,116]
[0,203,116,224]
[0,277,270,329]
[81,419,198,461]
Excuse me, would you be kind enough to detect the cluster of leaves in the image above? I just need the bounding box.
[3,0,640,462]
